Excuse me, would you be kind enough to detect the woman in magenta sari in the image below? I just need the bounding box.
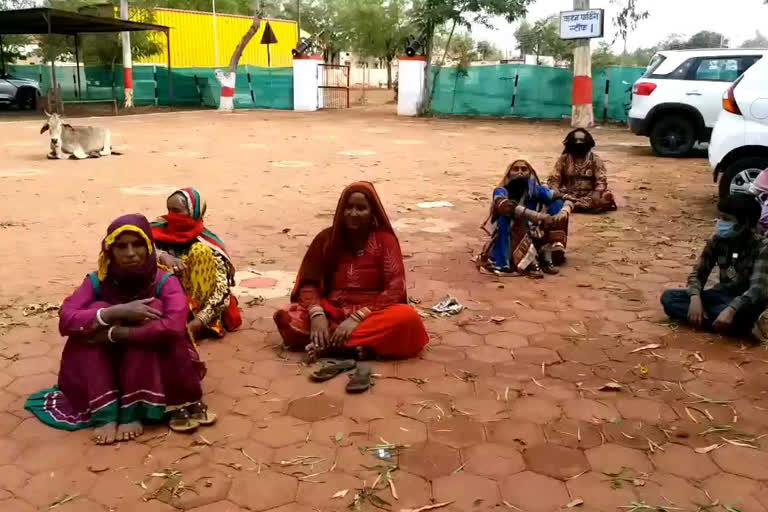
[25,214,214,444]
[274,182,429,362]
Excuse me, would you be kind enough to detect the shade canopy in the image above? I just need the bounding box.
[0,7,169,35]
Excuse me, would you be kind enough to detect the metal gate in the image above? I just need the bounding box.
[318,64,350,109]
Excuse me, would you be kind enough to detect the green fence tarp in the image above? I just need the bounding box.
[430,64,645,122]
[7,64,294,110]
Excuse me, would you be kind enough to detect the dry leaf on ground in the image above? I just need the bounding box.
[630,344,661,353]
[695,444,722,454]
[400,502,454,512]
[332,489,349,499]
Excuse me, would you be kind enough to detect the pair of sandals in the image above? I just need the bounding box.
[310,359,372,393]
[169,402,218,433]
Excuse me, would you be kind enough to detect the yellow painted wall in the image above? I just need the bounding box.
[137,8,298,69]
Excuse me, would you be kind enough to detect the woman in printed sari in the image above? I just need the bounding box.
[274,182,429,363]
[25,214,214,444]
[480,160,572,278]
[151,187,241,342]
[547,128,617,213]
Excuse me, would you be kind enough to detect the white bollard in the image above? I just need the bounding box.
[397,56,427,116]
[293,56,323,112]
[215,69,236,112]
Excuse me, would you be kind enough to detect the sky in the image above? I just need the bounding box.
[471,0,768,58]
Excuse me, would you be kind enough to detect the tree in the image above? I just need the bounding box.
[514,15,573,65]
[686,30,728,49]
[476,39,502,60]
[410,0,534,113]
[591,41,619,69]
[741,30,768,48]
[343,0,411,88]
[216,1,262,110]
[610,0,648,53]
[265,0,349,63]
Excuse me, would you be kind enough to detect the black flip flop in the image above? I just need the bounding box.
[310,359,357,382]
[346,364,372,394]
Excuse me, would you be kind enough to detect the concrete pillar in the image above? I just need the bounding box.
[293,55,322,112]
[397,56,427,116]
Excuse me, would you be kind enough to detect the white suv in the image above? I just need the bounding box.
[710,55,768,199]
[628,49,766,157]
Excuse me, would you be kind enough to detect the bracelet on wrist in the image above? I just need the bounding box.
[96,308,109,327]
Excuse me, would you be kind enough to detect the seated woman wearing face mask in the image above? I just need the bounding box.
[479,160,573,278]
[547,128,617,213]
[661,193,768,337]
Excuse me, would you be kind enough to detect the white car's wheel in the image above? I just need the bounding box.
[719,156,768,199]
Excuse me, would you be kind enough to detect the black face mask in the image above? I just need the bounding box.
[567,142,590,156]
[505,177,529,199]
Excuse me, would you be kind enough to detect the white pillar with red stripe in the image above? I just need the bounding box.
[571,0,593,127]
[120,0,133,108]
[215,69,236,111]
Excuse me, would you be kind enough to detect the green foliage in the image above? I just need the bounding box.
[342,0,411,63]
[264,0,349,62]
[476,39,502,60]
[514,15,574,64]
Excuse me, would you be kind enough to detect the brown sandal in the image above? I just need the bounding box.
[188,402,217,426]
[169,408,200,432]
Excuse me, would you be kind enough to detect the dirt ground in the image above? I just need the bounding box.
[2,101,768,512]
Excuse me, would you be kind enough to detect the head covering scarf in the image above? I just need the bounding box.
[151,187,233,272]
[482,160,542,233]
[291,182,398,301]
[751,169,768,196]
[562,128,596,154]
[97,214,158,303]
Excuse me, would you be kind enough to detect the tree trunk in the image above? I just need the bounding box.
[216,15,262,112]
[418,24,434,115]
[386,59,392,89]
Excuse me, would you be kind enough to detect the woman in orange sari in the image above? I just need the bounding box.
[274,182,429,362]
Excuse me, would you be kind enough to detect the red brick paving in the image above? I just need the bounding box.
[2,110,768,511]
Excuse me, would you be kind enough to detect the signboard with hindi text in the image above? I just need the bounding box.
[559,9,604,40]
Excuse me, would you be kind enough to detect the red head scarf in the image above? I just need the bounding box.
[291,182,398,301]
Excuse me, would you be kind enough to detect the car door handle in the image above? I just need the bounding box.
[686,91,702,96]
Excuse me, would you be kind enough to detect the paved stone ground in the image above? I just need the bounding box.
[1,105,767,512]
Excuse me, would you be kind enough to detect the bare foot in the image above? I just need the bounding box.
[116,421,143,441]
[92,422,117,445]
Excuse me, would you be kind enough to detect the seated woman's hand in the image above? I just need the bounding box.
[310,314,330,350]
[158,252,186,275]
[330,316,361,346]
[105,298,162,324]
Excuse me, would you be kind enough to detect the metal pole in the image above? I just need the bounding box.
[296,0,301,36]
[166,29,173,108]
[74,34,82,99]
[212,0,220,67]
